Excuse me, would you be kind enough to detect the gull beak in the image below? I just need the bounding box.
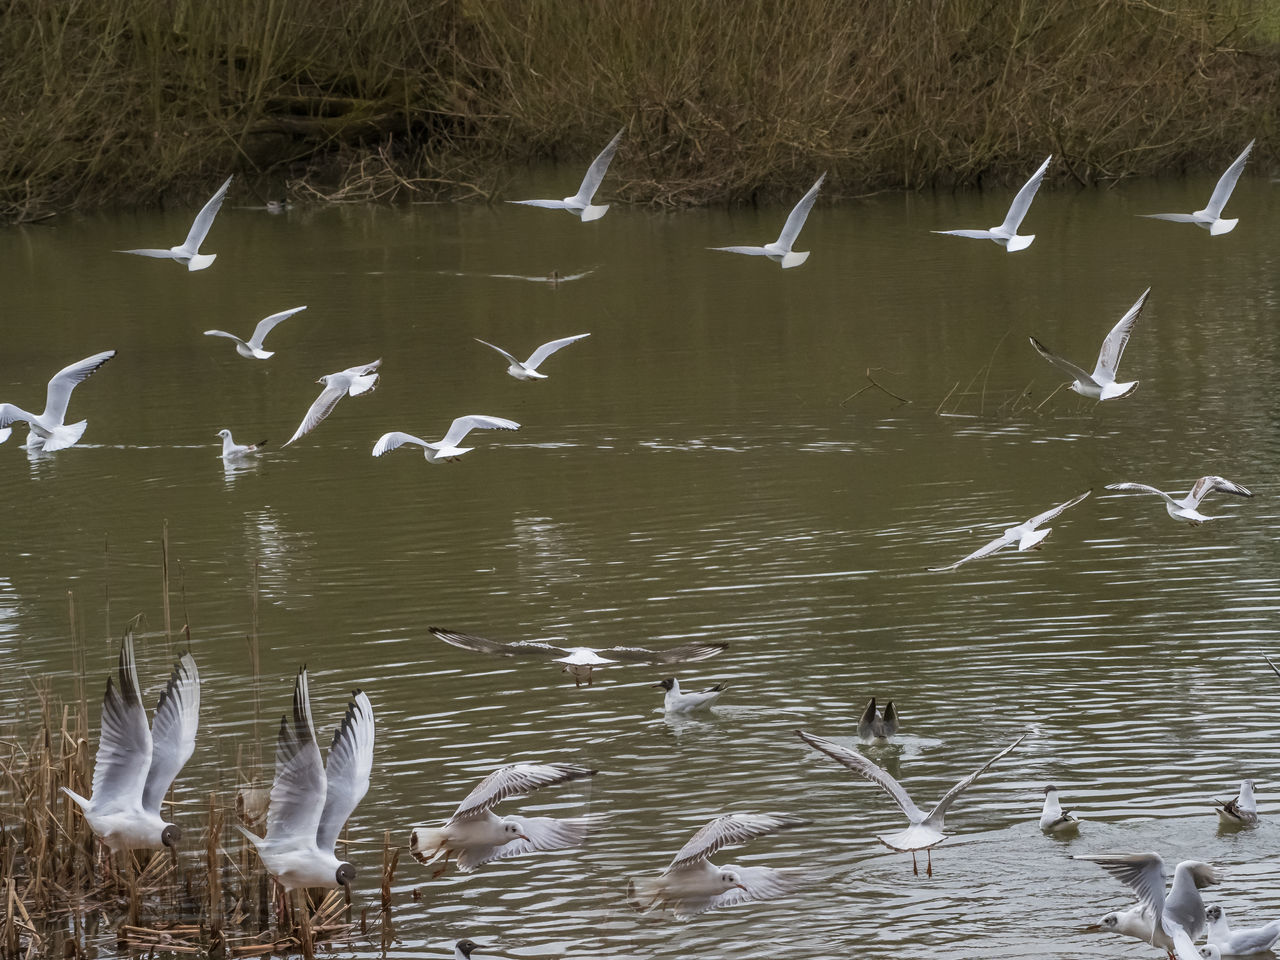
[1082,924,1104,933]
[735,882,749,891]
[342,878,352,902]
[651,682,666,689]
[517,832,531,842]
[169,844,179,867]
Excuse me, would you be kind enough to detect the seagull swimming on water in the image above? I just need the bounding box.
[710,173,825,269]
[453,941,481,960]
[118,175,232,270]
[858,697,898,743]
[933,156,1051,251]
[508,129,624,222]
[654,677,726,714]
[1030,288,1149,400]
[1204,904,1280,956]
[283,359,381,447]
[1104,476,1253,525]
[626,812,811,919]
[1040,785,1080,835]
[1213,779,1257,827]
[1140,140,1254,236]
[61,628,200,854]
[929,490,1091,572]
[237,668,374,894]
[474,333,590,380]
[372,415,520,464]
[409,762,597,875]
[217,429,267,459]
[0,350,115,452]
[204,306,307,359]
[797,730,1025,875]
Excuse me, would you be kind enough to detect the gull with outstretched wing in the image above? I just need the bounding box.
[1030,288,1149,401]
[930,490,1091,572]
[474,333,590,380]
[1105,475,1252,525]
[205,305,307,359]
[118,175,233,270]
[373,415,519,464]
[710,173,825,269]
[0,350,115,451]
[933,156,1051,251]
[1140,140,1254,236]
[508,129,624,222]
[283,359,381,447]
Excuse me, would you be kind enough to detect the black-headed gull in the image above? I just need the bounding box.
[1141,140,1254,236]
[118,175,232,270]
[474,333,590,380]
[1086,905,1158,942]
[1205,905,1280,956]
[409,762,596,875]
[61,628,199,854]
[372,415,519,464]
[237,668,374,893]
[710,173,825,269]
[1213,779,1257,827]
[626,812,811,919]
[798,730,1024,875]
[0,350,115,451]
[933,156,1051,251]
[453,941,481,960]
[654,677,726,714]
[217,429,267,459]
[1104,476,1252,525]
[1040,785,1080,835]
[1030,288,1149,400]
[858,697,898,743]
[429,626,728,686]
[283,359,381,447]
[508,129,623,222]
[929,490,1091,572]
[204,305,307,359]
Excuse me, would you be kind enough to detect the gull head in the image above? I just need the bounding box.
[217,429,231,439]
[653,678,676,691]
[1084,912,1120,933]
[719,869,749,893]
[501,819,531,843]
[1200,947,1222,960]
[1205,905,1223,923]
[317,373,332,385]
[161,824,181,848]
[456,942,480,960]
[335,861,356,892]
[1043,785,1057,796]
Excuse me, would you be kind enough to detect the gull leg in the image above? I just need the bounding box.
[430,850,452,879]
[911,851,918,876]
[927,849,933,877]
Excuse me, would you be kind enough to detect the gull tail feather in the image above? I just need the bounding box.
[349,373,379,397]
[1004,234,1035,252]
[1209,218,1239,236]
[780,251,810,269]
[626,876,663,913]
[41,421,88,452]
[187,253,217,271]
[579,204,610,222]
[407,826,448,865]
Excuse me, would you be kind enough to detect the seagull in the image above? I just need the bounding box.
[1205,905,1280,956]
[929,490,1091,572]
[61,628,200,854]
[118,175,233,270]
[933,156,1051,251]
[1213,779,1257,827]
[474,333,590,381]
[283,359,381,447]
[204,305,307,359]
[217,429,267,459]
[372,416,520,464]
[858,698,898,744]
[237,668,374,893]
[429,626,729,686]
[454,942,481,960]
[1140,140,1254,236]
[1040,785,1080,835]
[654,678,726,714]
[508,128,624,222]
[626,812,811,919]
[1104,476,1253,525]
[1029,288,1150,400]
[1072,853,1220,960]
[409,762,597,875]
[710,173,825,269]
[0,350,115,451]
[797,730,1025,875]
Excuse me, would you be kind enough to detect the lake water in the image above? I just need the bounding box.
[1,169,1278,960]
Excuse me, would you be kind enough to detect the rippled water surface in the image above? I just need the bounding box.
[2,170,1279,959]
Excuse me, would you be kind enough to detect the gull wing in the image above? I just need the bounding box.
[508,199,570,210]
[600,640,729,664]
[140,652,200,815]
[203,330,246,345]
[249,305,307,350]
[1204,139,1254,219]
[315,690,375,851]
[796,730,926,823]
[710,245,770,256]
[1105,481,1178,508]
[932,229,997,239]
[1029,336,1095,386]
[43,350,115,423]
[1139,213,1202,223]
[474,338,520,367]
[928,530,1017,572]
[923,734,1025,826]
[1186,475,1253,506]
[1027,489,1092,530]
[463,813,596,868]
[0,403,38,429]
[372,432,431,457]
[91,629,153,813]
[1169,926,1202,960]
[429,626,564,659]
[1000,155,1052,232]
[1265,655,1280,680]
[439,415,520,448]
[571,128,624,205]
[448,762,596,822]
[667,812,809,870]
[180,175,233,253]
[1072,853,1170,931]
[701,865,810,914]
[775,173,825,249]
[1093,288,1150,381]
[264,668,326,845]
[284,382,346,446]
[525,333,591,371]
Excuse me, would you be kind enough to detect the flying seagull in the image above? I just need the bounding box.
[409,762,597,875]
[654,677,726,715]
[710,173,825,269]
[797,729,1024,875]
[1205,905,1280,957]
[1214,779,1257,827]
[1040,785,1080,835]
[933,156,1051,251]
[0,350,116,452]
[62,628,200,854]
[118,175,233,270]
[508,129,624,222]
[929,490,1091,572]
[1104,476,1252,525]
[429,626,729,686]
[204,305,307,359]
[237,668,375,893]
[283,359,381,447]
[372,415,519,464]
[1030,288,1149,400]
[858,697,898,744]
[474,333,590,380]
[626,812,811,919]
[1140,140,1254,235]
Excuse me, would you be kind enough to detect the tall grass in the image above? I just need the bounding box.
[1,0,1277,219]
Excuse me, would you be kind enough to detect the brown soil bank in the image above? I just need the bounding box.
[3,0,1277,221]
